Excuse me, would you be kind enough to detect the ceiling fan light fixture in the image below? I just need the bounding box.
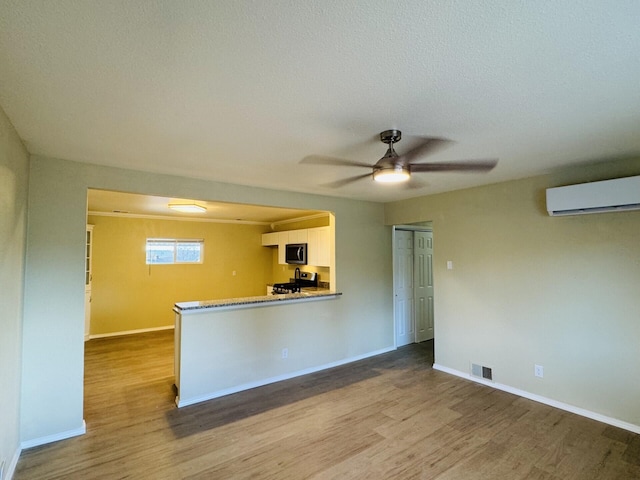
[304,128,497,189]
[373,165,410,183]
[168,203,207,213]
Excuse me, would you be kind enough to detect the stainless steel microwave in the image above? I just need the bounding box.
[285,243,307,265]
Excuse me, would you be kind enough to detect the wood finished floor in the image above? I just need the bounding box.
[16,330,640,479]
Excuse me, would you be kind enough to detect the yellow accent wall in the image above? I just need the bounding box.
[87,215,272,335]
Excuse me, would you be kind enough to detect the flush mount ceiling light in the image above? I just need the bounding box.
[168,203,207,213]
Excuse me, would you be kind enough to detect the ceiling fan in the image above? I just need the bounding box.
[301,129,498,188]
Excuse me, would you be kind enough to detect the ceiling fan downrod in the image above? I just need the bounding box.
[380,129,401,158]
[374,129,410,183]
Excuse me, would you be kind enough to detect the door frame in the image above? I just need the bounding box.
[392,225,433,348]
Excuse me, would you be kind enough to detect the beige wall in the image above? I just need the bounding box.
[0,106,29,473]
[87,215,273,335]
[177,296,361,406]
[22,156,392,444]
[385,158,640,427]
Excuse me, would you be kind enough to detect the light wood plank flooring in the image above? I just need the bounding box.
[16,330,640,479]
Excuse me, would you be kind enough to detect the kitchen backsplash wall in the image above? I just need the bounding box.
[271,260,330,286]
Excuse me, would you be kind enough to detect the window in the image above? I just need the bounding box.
[146,239,203,264]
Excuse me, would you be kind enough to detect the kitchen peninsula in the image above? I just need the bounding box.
[173,289,342,407]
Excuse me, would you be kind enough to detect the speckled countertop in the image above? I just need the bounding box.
[175,290,342,312]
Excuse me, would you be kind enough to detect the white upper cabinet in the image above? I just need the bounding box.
[261,231,289,264]
[288,229,308,244]
[261,232,279,246]
[307,227,331,267]
[277,231,289,264]
[262,227,331,267]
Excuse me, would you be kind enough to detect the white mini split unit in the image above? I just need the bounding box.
[546,175,640,216]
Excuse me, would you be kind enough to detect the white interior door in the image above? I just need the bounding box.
[394,230,414,347]
[415,231,434,342]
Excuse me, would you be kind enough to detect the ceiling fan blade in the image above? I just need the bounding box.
[398,137,453,163]
[301,155,373,169]
[322,173,372,188]
[409,159,498,173]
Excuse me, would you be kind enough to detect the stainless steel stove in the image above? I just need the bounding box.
[272,270,318,294]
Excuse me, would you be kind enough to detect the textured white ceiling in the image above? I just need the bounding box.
[1,1,640,202]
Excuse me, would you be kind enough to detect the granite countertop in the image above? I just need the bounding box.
[175,289,342,312]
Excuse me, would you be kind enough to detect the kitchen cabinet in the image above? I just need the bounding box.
[288,229,308,243]
[277,231,289,264]
[261,232,279,246]
[307,227,331,267]
[261,231,289,264]
[262,227,331,267]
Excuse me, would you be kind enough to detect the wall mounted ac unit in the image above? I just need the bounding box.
[546,175,640,216]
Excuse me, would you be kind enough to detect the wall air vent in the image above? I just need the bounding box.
[546,175,640,216]
[471,363,493,381]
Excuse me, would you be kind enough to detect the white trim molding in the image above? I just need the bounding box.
[433,363,640,435]
[90,325,174,340]
[21,421,87,450]
[6,444,22,480]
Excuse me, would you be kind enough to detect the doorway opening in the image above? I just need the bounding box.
[393,225,434,349]
[83,188,335,420]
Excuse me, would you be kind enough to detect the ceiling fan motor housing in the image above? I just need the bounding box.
[373,129,410,182]
[380,129,401,145]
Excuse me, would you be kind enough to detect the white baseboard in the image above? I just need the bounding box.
[433,363,640,435]
[21,421,86,450]
[90,325,174,339]
[177,346,396,408]
[6,444,22,480]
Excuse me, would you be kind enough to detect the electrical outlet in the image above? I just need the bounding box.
[535,364,544,378]
[282,348,288,359]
